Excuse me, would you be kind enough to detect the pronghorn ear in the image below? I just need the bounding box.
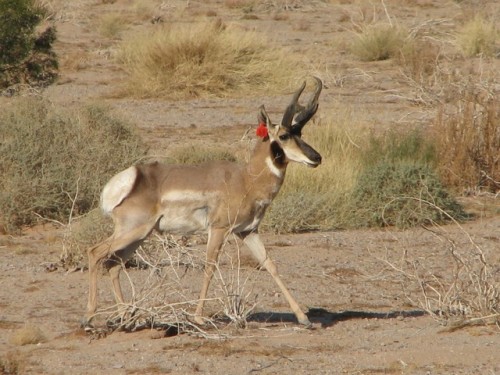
[257,105,278,140]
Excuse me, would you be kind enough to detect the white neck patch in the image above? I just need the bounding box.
[266,156,283,178]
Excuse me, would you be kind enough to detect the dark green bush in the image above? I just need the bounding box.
[0,0,57,89]
[0,99,148,232]
[351,162,466,228]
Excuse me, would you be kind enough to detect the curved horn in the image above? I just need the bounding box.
[281,81,306,129]
[293,77,323,131]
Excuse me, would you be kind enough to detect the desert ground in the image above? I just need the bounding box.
[1,1,499,374]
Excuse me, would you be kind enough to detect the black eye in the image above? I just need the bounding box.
[279,133,290,141]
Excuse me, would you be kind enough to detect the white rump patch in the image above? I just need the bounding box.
[101,166,138,214]
[265,157,283,178]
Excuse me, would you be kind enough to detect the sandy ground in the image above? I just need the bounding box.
[1,1,499,374]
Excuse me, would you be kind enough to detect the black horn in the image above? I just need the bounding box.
[292,77,322,133]
[281,80,306,130]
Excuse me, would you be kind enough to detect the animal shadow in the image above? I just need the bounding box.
[248,308,427,328]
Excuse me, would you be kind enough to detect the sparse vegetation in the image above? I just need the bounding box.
[116,21,302,99]
[0,99,147,233]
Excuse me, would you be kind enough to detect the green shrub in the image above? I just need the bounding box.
[351,162,466,228]
[0,99,148,232]
[0,0,58,88]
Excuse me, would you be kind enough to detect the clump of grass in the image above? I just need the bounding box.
[397,39,441,83]
[456,15,498,57]
[350,23,408,61]
[0,99,148,233]
[116,21,302,99]
[433,82,500,193]
[9,324,47,346]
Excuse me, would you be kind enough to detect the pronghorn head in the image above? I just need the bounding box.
[257,77,323,168]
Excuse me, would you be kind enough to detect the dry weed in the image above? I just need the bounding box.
[375,205,499,329]
[87,232,260,338]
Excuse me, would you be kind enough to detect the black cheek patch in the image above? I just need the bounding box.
[270,141,286,166]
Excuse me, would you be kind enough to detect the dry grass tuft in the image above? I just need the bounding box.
[116,21,302,99]
[350,23,408,61]
[9,324,47,346]
[456,15,498,57]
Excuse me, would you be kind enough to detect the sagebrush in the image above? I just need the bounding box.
[0,99,147,232]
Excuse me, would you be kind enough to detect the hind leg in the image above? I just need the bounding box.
[85,222,156,325]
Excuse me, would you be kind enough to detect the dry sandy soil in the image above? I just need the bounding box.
[1,1,499,374]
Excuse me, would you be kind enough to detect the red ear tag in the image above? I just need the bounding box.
[256,122,268,138]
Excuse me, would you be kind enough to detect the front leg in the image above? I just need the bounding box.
[194,227,227,325]
[242,232,311,327]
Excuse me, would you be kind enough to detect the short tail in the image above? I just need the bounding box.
[101,166,138,215]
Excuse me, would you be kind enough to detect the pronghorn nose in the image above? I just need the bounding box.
[313,153,322,164]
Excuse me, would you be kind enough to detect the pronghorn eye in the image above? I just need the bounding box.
[279,133,291,141]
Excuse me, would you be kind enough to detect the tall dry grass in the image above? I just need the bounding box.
[434,82,500,194]
[116,21,302,99]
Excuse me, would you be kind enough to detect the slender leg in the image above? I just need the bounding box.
[84,222,155,326]
[243,232,311,326]
[194,227,226,325]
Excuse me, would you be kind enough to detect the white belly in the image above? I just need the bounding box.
[158,190,215,234]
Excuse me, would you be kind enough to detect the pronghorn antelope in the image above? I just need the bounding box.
[84,77,323,327]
